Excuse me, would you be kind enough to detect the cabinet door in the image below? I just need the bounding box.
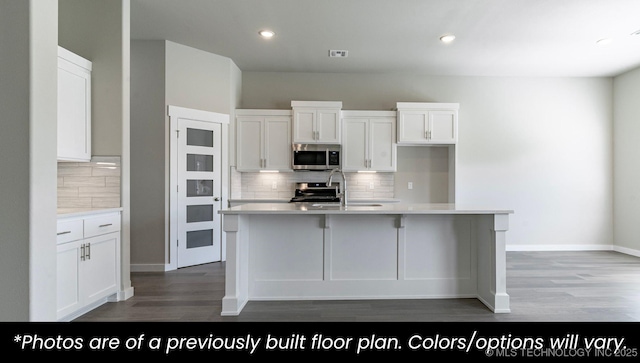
[236,116,264,171]
[57,56,91,162]
[397,110,428,143]
[56,241,82,320]
[81,233,119,306]
[342,118,368,171]
[264,116,292,170]
[292,108,316,143]
[428,110,457,144]
[316,109,341,143]
[369,117,396,172]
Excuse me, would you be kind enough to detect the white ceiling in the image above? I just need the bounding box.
[131,0,640,77]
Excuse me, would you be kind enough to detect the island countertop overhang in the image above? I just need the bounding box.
[219,202,514,215]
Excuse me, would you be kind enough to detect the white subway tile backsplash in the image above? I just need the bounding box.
[91,166,121,177]
[57,157,121,212]
[57,165,92,176]
[105,176,121,187]
[90,197,121,208]
[57,188,79,199]
[57,197,93,209]
[62,176,107,188]
[78,186,121,198]
[236,170,395,199]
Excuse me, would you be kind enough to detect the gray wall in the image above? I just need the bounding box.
[242,72,614,251]
[0,0,58,321]
[130,40,241,269]
[613,67,640,253]
[130,40,166,266]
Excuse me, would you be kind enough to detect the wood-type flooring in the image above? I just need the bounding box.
[74,251,640,322]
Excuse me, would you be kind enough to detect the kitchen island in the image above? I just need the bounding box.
[219,203,513,316]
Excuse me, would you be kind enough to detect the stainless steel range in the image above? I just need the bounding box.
[289,182,341,203]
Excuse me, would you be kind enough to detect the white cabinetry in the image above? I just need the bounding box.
[342,111,397,172]
[236,110,292,172]
[292,101,342,144]
[397,102,458,145]
[57,46,92,162]
[56,211,121,321]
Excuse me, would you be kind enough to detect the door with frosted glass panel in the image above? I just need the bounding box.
[177,119,222,268]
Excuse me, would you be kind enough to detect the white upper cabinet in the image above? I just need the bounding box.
[236,110,292,172]
[292,101,342,144]
[57,46,92,162]
[396,102,458,145]
[342,111,397,172]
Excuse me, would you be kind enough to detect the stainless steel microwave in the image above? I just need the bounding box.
[292,144,341,171]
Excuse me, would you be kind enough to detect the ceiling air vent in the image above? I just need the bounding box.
[329,50,348,58]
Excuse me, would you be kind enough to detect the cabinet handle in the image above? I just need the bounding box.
[57,231,71,235]
[86,242,90,260]
[80,244,85,261]
[99,223,112,228]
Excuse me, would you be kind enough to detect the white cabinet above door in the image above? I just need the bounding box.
[292,101,342,144]
[57,46,92,162]
[396,102,458,145]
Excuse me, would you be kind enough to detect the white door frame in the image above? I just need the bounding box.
[168,105,229,271]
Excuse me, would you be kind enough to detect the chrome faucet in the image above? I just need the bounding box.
[327,168,347,207]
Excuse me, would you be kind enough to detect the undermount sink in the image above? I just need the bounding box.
[311,203,383,208]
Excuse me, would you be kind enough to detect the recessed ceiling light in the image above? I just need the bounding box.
[259,30,275,39]
[440,34,456,43]
[596,38,612,46]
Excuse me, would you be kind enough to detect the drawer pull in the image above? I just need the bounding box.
[99,223,113,228]
[57,231,71,235]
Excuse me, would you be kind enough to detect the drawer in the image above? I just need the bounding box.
[57,219,83,244]
[83,213,121,238]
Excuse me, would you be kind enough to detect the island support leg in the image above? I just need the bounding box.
[476,213,511,313]
[221,214,249,316]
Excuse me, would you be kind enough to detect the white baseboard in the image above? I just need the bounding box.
[507,244,640,258]
[506,244,614,252]
[130,263,171,272]
[613,245,640,257]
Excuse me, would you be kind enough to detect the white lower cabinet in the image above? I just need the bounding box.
[56,211,121,321]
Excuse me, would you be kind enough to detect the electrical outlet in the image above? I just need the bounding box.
[369,182,374,190]
[408,182,413,190]
[272,181,277,190]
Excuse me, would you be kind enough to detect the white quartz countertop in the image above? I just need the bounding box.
[228,198,401,203]
[219,202,513,215]
[57,207,123,218]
